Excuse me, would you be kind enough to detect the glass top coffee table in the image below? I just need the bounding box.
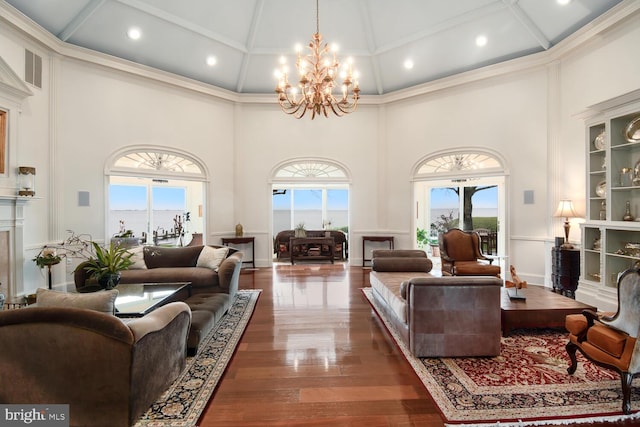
[114,282,191,318]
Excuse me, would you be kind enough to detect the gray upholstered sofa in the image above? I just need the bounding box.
[74,245,243,355]
[369,249,502,357]
[0,299,191,427]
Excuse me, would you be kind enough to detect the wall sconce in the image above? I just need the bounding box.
[554,199,579,249]
[18,166,35,196]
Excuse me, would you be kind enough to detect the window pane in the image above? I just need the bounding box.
[326,189,348,232]
[109,185,148,238]
[152,187,186,241]
[429,187,459,236]
[273,190,292,234]
[293,189,322,229]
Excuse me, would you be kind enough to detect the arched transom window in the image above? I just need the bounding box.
[417,152,501,175]
[112,150,203,175]
[275,161,347,179]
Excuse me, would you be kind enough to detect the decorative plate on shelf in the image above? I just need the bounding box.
[626,117,640,143]
[593,130,606,150]
[595,180,606,197]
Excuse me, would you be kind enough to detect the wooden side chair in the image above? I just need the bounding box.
[438,228,501,277]
[565,267,640,414]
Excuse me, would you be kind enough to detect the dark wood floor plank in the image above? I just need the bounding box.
[198,264,628,427]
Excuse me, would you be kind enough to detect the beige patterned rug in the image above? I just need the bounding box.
[361,287,640,426]
[134,289,261,427]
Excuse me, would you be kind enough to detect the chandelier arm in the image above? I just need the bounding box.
[274,0,360,119]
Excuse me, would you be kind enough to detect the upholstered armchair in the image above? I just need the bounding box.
[0,300,192,427]
[438,228,501,276]
[565,267,640,414]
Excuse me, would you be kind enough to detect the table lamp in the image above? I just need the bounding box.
[554,199,579,249]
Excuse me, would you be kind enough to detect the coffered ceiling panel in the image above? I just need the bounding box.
[5,0,624,95]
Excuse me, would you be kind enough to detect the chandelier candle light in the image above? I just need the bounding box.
[275,0,360,119]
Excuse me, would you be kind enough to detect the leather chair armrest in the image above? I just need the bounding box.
[127,302,191,343]
[582,309,600,328]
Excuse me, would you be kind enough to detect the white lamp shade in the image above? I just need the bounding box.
[554,200,578,219]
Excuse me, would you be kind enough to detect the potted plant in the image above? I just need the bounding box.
[82,241,134,289]
[33,247,63,268]
[294,222,306,238]
[110,220,140,248]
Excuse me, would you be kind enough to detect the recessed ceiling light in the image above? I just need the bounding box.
[403,59,414,70]
[206,56,217,67]
[475,35,488,47]
[557,0,571,5]
[127,27,141,40]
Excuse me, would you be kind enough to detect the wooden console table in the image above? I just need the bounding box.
[221,237,255,268]
[362,236,394,267]
[290,237,335,264]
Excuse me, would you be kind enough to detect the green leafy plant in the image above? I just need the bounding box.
[33,251,63,268]
[416,228,428,247]
[81,241,134,288]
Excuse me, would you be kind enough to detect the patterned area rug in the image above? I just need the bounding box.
[361,287,640,426]
[134,289,261,427]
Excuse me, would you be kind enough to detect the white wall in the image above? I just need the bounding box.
[384,70,549,281]
[0,6,639,294]
[234,102,382,265]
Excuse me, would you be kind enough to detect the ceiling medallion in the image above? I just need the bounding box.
[274,0,360,119]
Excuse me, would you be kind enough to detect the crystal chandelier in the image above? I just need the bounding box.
[274,0,360,119]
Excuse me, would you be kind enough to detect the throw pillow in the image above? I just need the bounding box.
[127,245,147,270]
[36,288,119,315]
[196,246,229,271]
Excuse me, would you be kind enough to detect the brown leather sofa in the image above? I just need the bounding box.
[0,302,191,427]
[274,230,348,260]
[74,245,243,355]
[369,249,502,357]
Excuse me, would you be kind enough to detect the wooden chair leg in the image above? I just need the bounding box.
[566,342,579,375]
[621,372,633,415]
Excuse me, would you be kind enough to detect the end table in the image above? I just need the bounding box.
[221,237,255,268]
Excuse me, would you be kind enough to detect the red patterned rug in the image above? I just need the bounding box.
[362,288,640,426]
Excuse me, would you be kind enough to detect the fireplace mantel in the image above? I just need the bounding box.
[0,196,29,301]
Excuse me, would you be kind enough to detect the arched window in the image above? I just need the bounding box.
[415,150,504,179]
[108,149,205,179]
[273,160,348,182]
[106,148,207,246]
[413,149,507,262]
[271,159,350,246]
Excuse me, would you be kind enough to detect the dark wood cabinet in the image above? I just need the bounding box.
[551,247,580,298]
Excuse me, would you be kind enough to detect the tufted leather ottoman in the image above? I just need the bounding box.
[184,293,233,355]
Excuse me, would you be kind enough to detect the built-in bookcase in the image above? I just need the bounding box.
[579,93,640,311]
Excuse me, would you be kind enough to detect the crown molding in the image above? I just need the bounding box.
[0,0,638,106]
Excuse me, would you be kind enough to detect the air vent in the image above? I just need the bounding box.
[25,49,42,88]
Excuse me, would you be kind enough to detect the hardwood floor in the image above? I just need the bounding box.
[198,263,635,427]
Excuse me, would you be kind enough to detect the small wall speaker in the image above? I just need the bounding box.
[78,191,90,207]
[523,190,534,204]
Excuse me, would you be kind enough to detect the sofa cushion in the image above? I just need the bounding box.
[120,267,219,289]
[453,261,501,276]
[143,245,204,269]
[371,257,432,273]
[587,323,628,358]
[35,288,118,315]
[127,246,147,270]
[196,246,229,271]
[369,271,432,323]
